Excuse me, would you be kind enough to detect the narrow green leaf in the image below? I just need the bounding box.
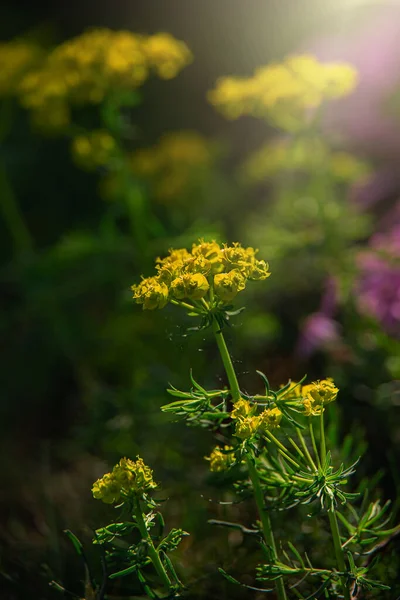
[64,530,84,556]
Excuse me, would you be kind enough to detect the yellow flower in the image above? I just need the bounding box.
[71,130,117,170]
[243,137,369,185]
[92,472,121,504]
[142,33,192,79]
[221,242,257,276]
[248,259,271,281]
[214,269,246,303]
[183,255,212,276]
[18,29,191,132]
[113,457,157,493]
[0,40,42,97]
[192,239,223,272]
[131,276,169,310]
[92,457,157,504]
[171,273,209,300]
[258,407,282,431]
[205,445,235,472]
[302,379,339,416]
[234,416,260,440]
[280,381,302,400]
[209,54,358,131]
[131,132,214,203]
[231,397,254,420]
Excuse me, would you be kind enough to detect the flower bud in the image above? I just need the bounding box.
[214,269,246,303]
[171,273,209,300]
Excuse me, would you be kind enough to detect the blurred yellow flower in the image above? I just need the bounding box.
[131,131,215,203]
[205,445,235,472]
[243,137,370,184]
[18,28,191,131]
[71,129,117,170]
[209,54,358,131]
[0,40,42,97]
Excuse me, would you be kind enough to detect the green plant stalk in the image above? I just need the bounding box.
[0,162,33,255]
[132,495,173,593]
[319,412,350,600]
[211,319,241,402]
[320,411,326,465]
[211,320,287,600]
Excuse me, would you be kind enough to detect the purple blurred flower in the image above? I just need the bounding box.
[297,312,342,359]
[297,278,342,358]
[356,224,400,338]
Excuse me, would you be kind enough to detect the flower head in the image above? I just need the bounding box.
[171,273,209,300]
[302,379,339,416]
[71,130,117,170]
[231,397,254,420]
[214,269,246,303]
[131,276,169,310]
[131,239,270,312]
[258,407,283,431]
[205,446,235,472]
[209,54,358,132]
[92,456,157,504]
[234,416,260,440]
[18,29,191,132]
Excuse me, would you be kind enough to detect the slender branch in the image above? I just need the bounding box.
[211,323,287,600]
[247,455,287,600]
[320,411,326,465]
[296,427,317,471]
[309,420,321,469]
[319,415,350,600]
[132,496,173,593]
[211,319,241,402]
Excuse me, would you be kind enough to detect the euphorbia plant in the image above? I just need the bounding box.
[132,239,398,599]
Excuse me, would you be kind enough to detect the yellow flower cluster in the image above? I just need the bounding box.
[0,40,42,97]
[208,54,358,131]
[18,28,192,130]
[130,131,215,203]
[131,240,270,310]
[280,378,338,416]
[301,379,339,416]
[205,445,235,472]
[92,456,157,504]
[71,129,117,170]
[231,398,282,440]
[243,137,370,184]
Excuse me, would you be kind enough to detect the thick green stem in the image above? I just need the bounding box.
[133,496,173,593]
[247,456,287,600]
[320,411,326,465]
[211,323,287,600]
[319,413,350,600]
[211,320,241,402]
[328,508,350,600]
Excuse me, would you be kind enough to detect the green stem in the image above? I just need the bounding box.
[170,298,202,313]
[328,508,350,600]
[319,411,350,599]
[211,324,286,600]
[211,320,241,402]
[296,427,317,471]
[309,420,321,469]
[132,495,173,593]
[0,162,33,256]
[320,411,326,465]
[247,456,287,600]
